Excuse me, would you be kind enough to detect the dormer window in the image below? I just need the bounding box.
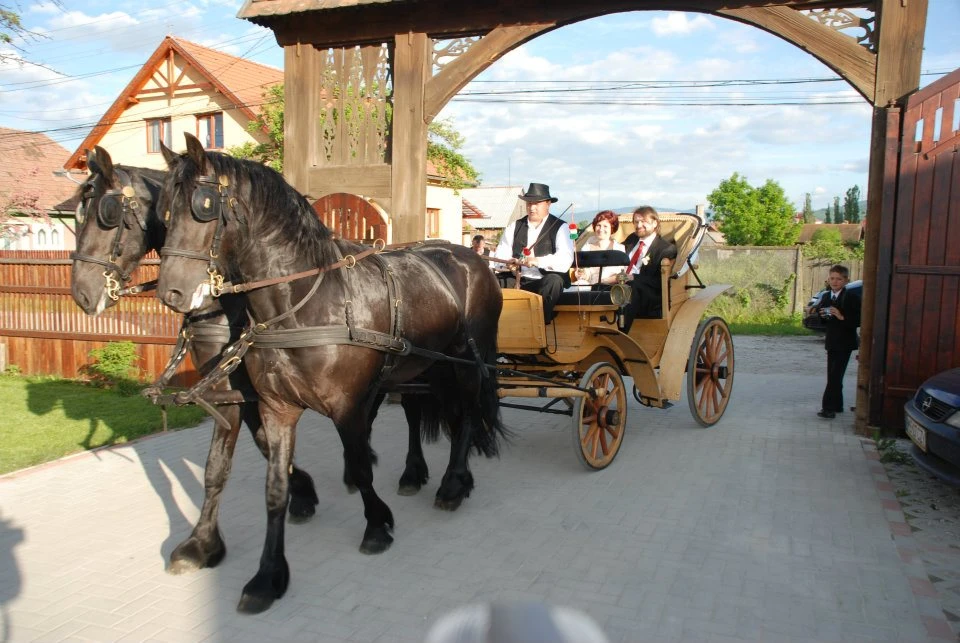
[147,118,172,153]
[197,112,224,149]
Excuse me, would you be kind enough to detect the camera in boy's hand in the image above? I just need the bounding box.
[819,304,833,319]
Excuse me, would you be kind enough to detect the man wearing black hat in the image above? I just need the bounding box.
[493,183,574,323]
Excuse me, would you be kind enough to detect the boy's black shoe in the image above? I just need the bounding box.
[817,410,836,419]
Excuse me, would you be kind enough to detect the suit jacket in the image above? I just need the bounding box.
[622,233,677,317]
[819,287,860,352]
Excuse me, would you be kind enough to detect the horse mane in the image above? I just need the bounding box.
[175,151,340,274]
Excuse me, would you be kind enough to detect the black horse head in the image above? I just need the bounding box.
[70,146,165,315]
[156,133,337,313]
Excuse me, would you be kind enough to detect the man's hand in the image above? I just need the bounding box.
[523,256,539,268]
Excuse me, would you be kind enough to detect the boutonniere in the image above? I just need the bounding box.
[641,255,650,266]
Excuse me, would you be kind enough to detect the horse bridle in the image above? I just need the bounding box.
[70,169,149,301]
[159,173,238,299]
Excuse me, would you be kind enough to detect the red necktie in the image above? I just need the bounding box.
[627,240,645,273]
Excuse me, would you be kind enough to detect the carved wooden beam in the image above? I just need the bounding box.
[424,24,555,124]
[718,5,876,103]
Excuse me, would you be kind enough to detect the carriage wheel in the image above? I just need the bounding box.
[687,316,735,427]
[572,362,627,470]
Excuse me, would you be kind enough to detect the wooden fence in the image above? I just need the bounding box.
[0,250,197,384]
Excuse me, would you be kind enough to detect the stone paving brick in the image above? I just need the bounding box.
[3,347,958,641]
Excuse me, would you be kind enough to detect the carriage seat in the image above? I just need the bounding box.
[656,214,704,278]
[556,249,631,306]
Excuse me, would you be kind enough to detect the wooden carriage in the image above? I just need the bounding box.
[496,213,734,469]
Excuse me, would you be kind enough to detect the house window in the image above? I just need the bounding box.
[51,229,59,248]
[197,112,224,149]
[37,229,46,247]
[147,118,172,153]
[426,208,440,239]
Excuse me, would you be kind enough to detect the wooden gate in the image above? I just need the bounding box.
[873,68,960,430]
[312,192,389,243]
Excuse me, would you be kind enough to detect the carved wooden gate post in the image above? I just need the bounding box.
[391,33,430,243]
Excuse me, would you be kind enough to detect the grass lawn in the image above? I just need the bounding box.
[0,375,208,475]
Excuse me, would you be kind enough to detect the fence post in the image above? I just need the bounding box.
[792,246,803,315]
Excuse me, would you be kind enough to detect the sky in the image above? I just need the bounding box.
[1,1,958,217]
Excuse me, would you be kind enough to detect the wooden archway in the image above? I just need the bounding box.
[241,0,931,435]
[312,193,390,243]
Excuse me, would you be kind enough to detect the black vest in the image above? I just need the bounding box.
[512,214,564,259]
[511,214,571,287]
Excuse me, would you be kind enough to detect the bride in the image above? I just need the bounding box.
[573,210,626,286]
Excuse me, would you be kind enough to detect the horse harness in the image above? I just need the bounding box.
[149,174,486,427]
[70,168,153,301]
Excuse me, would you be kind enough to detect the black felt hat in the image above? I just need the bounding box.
[519,183,558,203]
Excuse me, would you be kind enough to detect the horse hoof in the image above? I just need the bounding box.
[167,558,203,575]
[237,592,275,614]
[359,526,393,555]
[397,482,421,496]
[168,536,226,574]
[287,500,317,524]
[433,495,464,511]
[344,483,358,494]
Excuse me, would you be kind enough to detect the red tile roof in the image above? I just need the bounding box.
[65,36,283,170]
[0,128,81,212]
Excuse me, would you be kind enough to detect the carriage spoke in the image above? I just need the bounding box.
[598,425,609,455]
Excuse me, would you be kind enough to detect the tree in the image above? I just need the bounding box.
[1,3,63,70]
[706,172,799,246]
[843,185,861,223]
[832,197,841,224]
[802,192,815,223]
[226,84,284,172]
[228,86,480,188]
[427,119,480,192]
[1,168,47,244]
[824,202,832,224]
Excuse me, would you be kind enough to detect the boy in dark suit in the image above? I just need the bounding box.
[814,264,861,418]
[620,206,677,332]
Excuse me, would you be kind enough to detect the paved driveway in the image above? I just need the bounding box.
[0,336,954,642]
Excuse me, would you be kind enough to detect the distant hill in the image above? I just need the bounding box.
[812,199,868,222]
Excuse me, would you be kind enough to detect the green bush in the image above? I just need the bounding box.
[84,342,142,395]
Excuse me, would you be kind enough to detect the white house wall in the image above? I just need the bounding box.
[425,184,464,245]
[2,217,76,251]
[95,55,268,168]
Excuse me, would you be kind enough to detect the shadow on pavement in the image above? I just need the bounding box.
[0,513,24,643]
[25,380,203,562]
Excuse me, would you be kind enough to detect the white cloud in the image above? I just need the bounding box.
[29,3,61,15]
[651,13,713,36]
[45,10,139,32]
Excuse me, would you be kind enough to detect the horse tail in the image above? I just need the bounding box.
[415,393,445,444]
[466,332,510,458]
[473,358,507,458]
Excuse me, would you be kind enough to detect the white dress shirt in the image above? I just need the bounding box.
[626,232,658,276]
[494,217,575,280]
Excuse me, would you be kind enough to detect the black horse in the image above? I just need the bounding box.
[155,134,505,613]
[69,147,320,574]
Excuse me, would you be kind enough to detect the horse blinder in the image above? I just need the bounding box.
[191,184,222,222]
[95,186,138,229]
